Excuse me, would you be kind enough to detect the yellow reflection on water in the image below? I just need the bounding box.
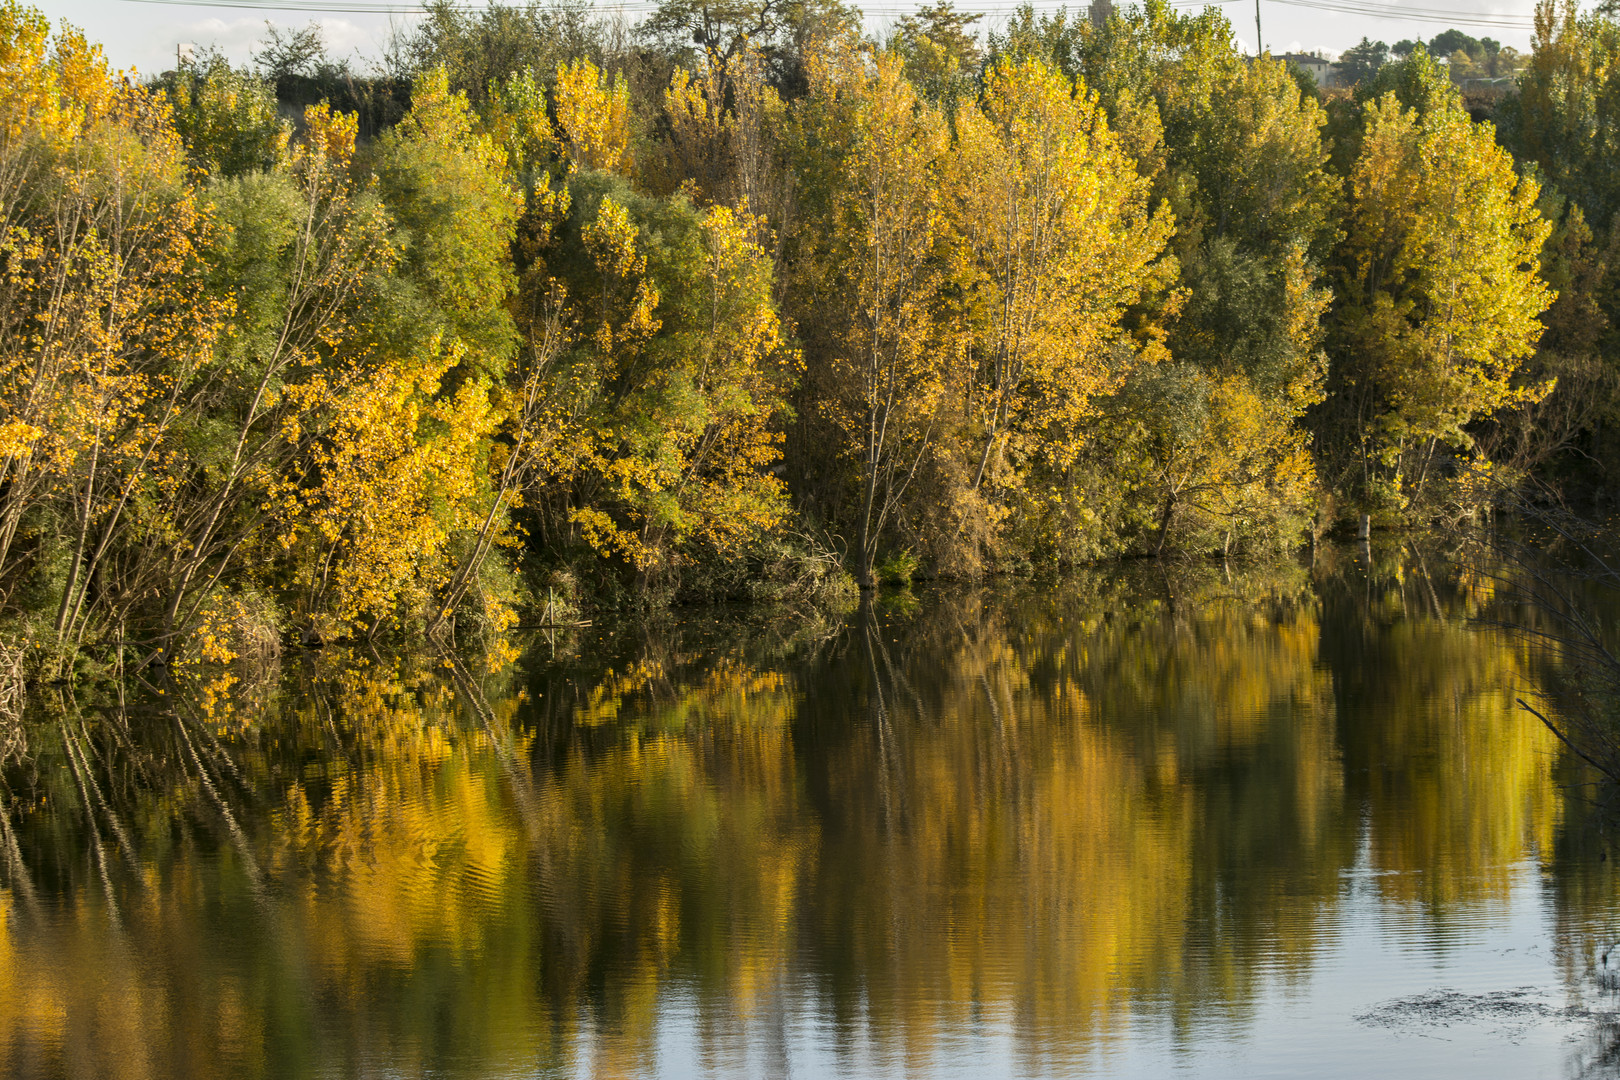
[0,551,1600,1079]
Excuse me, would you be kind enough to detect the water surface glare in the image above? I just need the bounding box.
[3,548,1620,1078]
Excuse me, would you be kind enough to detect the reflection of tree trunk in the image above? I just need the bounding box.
[172,710,268,901]
[444,650,548,844]
[67,723,138,875]
[1413,546,1445,618]
[62,725,121,925]
[1158,561,1178,617]
[983,670,1021,830]
[0,801,38,914]
[861,600,898,838]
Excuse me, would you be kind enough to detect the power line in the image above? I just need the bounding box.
[118,0,1536,30]
[1265,0,1533,26]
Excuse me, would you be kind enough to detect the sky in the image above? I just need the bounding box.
[40,0,1548,79]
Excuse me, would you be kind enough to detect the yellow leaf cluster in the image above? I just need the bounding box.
[553,59,633,175]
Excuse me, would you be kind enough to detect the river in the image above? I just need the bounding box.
[1,541,1617,1078]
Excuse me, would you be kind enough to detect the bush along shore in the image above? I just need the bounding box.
[1,0,1618,680]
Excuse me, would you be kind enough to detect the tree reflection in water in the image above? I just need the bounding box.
[0,544,1615,1079]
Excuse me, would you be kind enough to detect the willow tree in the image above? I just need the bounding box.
[1329,81,1552,519]
[160,105,396,649]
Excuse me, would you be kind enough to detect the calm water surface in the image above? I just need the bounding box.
[3,544,1620,1078]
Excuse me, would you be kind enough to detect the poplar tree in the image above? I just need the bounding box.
[787,44,952,587]
[1329,77,1552,519]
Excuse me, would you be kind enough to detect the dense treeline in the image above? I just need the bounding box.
[0,0,1615,670]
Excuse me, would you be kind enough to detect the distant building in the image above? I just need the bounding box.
[1089,0,1114,31]
[1279,52,1333,85]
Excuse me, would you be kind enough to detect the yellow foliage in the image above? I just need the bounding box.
[659,48,789,225]
[0,6,230,645]
[796,43,953,582]
[275,337,501,629]
[558,192,791,571]
[482,68,556,173]
[1339,88,1553,513]
[949,57,1175,489]
[553,58,633,175]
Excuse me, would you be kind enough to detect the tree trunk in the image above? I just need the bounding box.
[856,507,878,589]
[1154,495,1176,558]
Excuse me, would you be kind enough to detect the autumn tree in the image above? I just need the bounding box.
[658,46,791,248]
[156,52,288,177]
[641,0,860,95]
[1500,0,1620,228]
[510,174,794,589]
[786,44,953,587]
[552,57,634,175]
[264,67,522,639]
[0,6,229,660]
[1484,2,1620,493]
[158,105,395,648]
[944,56,1173,566]
[997,5,1334,555]
[891,1,984,103]
[1326,73,1552,521]
[1143,46,1335,552]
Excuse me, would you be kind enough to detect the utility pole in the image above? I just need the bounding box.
[1254,0,1262,56]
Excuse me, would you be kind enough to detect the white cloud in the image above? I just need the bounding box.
[49,2,403,77]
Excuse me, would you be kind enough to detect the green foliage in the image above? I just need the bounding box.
[1353,43,1454,114]
[640,0,860,94]
[984,4,1086,81]
[370,67,521,372]
[1338,37,1390,85]
[876,549,919,587]
[891,1,983,103]
[1492,0,1620,488]
[1500,1,1620,231]
[516,169,795,584]
[386,0,600,103]
[156,54,287,177]
[253,21,333,80]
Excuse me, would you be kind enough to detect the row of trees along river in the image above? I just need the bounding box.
[2,0,1619,679]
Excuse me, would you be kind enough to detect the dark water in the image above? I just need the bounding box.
[3,544,1620,1079]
